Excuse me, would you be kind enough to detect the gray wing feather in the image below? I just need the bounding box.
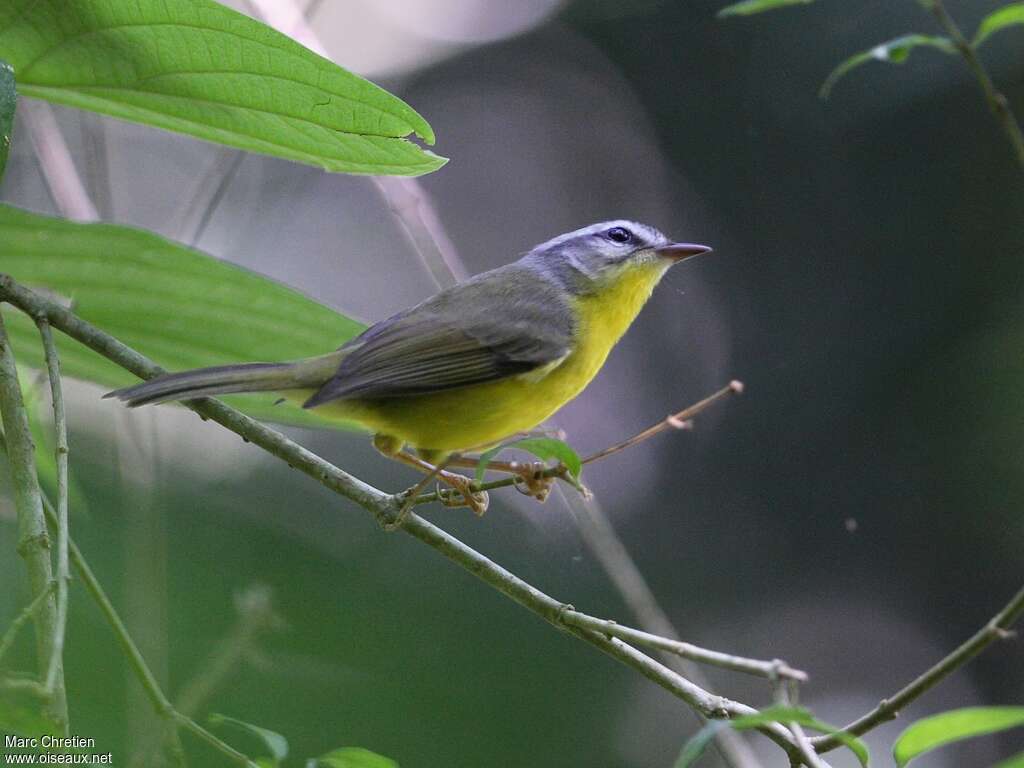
[303,265,573,407]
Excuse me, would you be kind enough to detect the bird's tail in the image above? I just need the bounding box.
[104,352,343,408]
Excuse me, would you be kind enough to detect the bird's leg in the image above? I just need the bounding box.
[374,438,489,516]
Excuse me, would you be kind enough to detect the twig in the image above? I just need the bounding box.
[0,584,54,668]
[0,274,801,758]
[926,0,1024,170]
[811,583,1024,753]
[36,320,70,696]
[0,311,68,733]
[581,380,744,465]
[559,611,806,682]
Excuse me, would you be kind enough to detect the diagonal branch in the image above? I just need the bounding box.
[0,273,801,758]
[925,0,1024,171]
[811,583,1024,754]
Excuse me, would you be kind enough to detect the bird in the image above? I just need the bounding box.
[106,220,710,514]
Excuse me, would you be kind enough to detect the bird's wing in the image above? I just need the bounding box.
[303,265,573,407]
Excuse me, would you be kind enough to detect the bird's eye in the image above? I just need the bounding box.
[606,227,632,244]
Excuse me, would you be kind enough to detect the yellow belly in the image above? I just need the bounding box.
[309,261,668,454]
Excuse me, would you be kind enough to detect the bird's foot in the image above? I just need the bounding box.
[437,474,490,516]
[513,461,554,502]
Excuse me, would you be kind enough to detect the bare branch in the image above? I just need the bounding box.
[560,610,806,682]
[811,583,1024,753]
[36,319,70,697]
[582,380,743,465]
[926,0,1024,170]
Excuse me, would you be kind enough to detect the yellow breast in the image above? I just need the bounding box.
[316,260,670,454]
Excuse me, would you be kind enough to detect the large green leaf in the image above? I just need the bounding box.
[717,0,814,18]
[893,707,1024,767]
[0,0,445,176]
[974,3,1024,47]
[0,58,13,181]
[820,34,956,98]
[0,204,366,428]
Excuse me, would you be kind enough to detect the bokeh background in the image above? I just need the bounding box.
[1,1,1023,766]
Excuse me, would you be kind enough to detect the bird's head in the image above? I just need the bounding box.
[522,220,711,295]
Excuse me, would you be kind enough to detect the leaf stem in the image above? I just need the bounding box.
[926,0,1024,170]
[810,583,1024,753]
[0,310,68,733]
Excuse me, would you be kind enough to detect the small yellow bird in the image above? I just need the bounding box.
[107,221,709,506]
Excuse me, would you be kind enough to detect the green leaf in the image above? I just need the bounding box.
[209,713,288,765]
[475,437,583,485]
[974,3,1024,47]
[717,0,814,18]
[0,58,14,182]
[308,747,399,768]
[820,34,956,98]
[992,751,1024,768]
[0,204,366,429]
[675,705,869,768]
[893,707,1024,767]
[0,0,445,176]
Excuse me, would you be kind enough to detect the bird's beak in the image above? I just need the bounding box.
[655,242,713,262]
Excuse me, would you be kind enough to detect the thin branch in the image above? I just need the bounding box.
[0,311,68,733]
[0,584,54,668]
[581,380,744,465]
[811,583,1024,753]
[36,319,70,696]
[559,611,807,682]
[0,274,801,759]
[926,0,1024,170]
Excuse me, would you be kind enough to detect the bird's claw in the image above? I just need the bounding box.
[513,461,554,502]
[437,478,490,516]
